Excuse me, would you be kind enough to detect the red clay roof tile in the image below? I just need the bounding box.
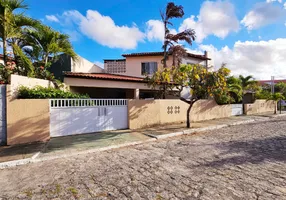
[65,72,145,82]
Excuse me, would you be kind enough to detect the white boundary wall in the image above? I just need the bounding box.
[10,75,54,98]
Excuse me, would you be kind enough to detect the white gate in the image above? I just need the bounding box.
[231,104,243,116]
[50,99,128,137]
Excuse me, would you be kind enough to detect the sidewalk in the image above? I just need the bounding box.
[0,112,285,167]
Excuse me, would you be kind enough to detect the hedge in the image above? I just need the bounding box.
[17,86,89,99]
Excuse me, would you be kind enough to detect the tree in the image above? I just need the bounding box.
[0,0,28,64]
[0,0,77,84]
[269,92,284,114]
[20,24,77,68]
[227,76,243,103]
[239,75,258,92]
[274,82,286,97]
[161,2,196,68]
[147,64,231,128]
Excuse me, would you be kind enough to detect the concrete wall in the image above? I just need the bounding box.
[125,56,168,78]
[128,99,232,129]
[72,56,104,73]
[49,54,72,81]
[244,100,276,115]
[181,57,207,67]
[49,54,104,81]
[190,100,232,122]
[10,74,54,99]
[125,56,209,78]
[6,86,50,145]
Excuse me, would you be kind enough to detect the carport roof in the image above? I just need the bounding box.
[65,72,146,83]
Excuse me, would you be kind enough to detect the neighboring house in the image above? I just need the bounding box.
[49,54,104,81]
[258,79,286,85]
[64,51,212,99]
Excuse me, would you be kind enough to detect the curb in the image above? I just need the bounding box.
[0,138,157,169]
[0,114,285,169]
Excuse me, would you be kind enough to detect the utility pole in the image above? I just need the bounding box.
[271,76,275,94]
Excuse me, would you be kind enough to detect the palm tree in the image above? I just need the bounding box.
[227,76,243,103]
[21,24,77,67]
[161,2,195,68]
[0,0,28,64]
[271,93,284,114]
[239,75,257,92]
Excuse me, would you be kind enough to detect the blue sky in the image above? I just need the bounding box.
[25,0,286,79]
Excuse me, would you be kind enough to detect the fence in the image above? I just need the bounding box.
[50,99,127,108]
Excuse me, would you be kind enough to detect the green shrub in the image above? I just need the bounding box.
[255,90,272,99]
[213,88,234,105]
[17,86,89,99]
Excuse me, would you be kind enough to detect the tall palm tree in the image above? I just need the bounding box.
[0,0,28,64]
[161,2,196,68]
[21,24,77,67]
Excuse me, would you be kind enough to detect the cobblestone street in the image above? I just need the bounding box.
[1,117,286,200]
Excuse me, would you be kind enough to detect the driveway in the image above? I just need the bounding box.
[0,117,286,199]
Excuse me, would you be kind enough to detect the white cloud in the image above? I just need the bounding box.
[62,10,145,49]
[179,1,239,43]
[284,2,286,9]
[266,0,282,3]
[198,38,286,80]
[241,2,285,30]
[146,20,176,42]
[45,15,59,23]
[146,20,164,42]
[94,61,104,69]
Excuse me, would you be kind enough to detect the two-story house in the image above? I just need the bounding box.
[63,51,212,99]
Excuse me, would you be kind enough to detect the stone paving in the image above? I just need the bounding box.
[0,117,286,199]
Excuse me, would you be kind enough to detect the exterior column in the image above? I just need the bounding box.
[134,88,139,99]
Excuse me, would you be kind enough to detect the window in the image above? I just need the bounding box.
[141,62,158,75]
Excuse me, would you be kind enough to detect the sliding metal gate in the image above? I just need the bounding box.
[50,99,128,137]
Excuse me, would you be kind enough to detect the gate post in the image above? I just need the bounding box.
[0,85,7,145]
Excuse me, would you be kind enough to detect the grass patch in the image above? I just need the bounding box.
[23,189,33,198]
[156,194,164,200]
[68,187,78,198]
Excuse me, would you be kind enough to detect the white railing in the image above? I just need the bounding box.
[50,99,128,108]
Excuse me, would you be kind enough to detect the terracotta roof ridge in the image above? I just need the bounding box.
[121,51,211,60]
